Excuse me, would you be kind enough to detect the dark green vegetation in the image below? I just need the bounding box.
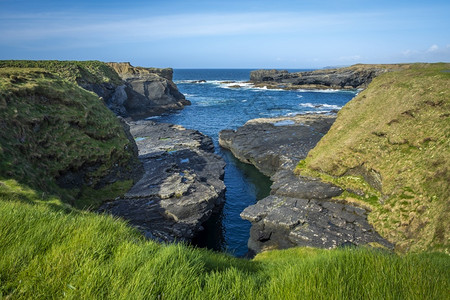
[1,181,448,299]
[1,61,448,299]
[296,63,450,252]
[0,66,136,208]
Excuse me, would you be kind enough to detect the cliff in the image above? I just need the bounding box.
[107,62,190,118]
[296,63,450,252]
[250,64,411,90]
[0,66,141,208]
[0,60,190,118]
[0,61,225,244]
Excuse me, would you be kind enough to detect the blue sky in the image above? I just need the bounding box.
[0,0,449,68]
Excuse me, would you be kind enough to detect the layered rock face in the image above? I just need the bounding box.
[99,120,226,242]
[219,115,392,253]
[106,62,190,119]
[0,60,191,119]
[250,64,410,90]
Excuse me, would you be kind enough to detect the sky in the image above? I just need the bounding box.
[0,0,449,68]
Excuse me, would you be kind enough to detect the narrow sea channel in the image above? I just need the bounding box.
[154,69,357,256]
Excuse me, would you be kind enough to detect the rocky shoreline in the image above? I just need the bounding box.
[249,64,410,90]
[219,114,392,253]
[99,120,226,242]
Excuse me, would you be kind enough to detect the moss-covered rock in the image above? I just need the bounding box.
[296,63,450,252]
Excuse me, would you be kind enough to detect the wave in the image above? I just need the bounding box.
[299,103,342,110]
[296,88,359,94]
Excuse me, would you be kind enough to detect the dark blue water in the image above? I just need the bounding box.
[154,69,358,256]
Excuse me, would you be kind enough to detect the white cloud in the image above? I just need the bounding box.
[0,10,388,44]
[399,44,450,62]
[427,44,439,52]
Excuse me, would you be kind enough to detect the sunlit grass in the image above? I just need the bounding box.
[1,180,449,299]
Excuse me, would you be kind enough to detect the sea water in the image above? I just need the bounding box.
[154,69,358,256]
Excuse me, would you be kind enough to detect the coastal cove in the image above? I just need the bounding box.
[1,61,448,299]
[156,69,358,256]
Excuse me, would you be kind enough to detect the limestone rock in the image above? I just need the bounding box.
[107,62,190,119]
[99,120,225,242]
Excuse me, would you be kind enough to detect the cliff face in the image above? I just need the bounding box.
[106,62,190,119]
[297,63,450,252]
[250,64,411,89]
[0,60,190,119]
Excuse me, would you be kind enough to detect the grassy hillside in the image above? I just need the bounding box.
[0,180,448,299]
[296,63,450,252]
[0,67,136,208]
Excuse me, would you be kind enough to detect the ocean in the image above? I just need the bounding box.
[153,69,358,256]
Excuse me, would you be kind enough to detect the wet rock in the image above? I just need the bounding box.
[241,194,391,253]
[220,114,393,253]
[99,120,225,242]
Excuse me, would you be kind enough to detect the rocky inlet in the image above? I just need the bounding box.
[219,114,392,253]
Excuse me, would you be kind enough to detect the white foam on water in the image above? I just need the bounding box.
[145,116,160,120]
[296,88,358,94]
[285,112,302,117]
[299,103,342,110]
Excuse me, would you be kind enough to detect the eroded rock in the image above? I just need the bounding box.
[249,65,410,90]
[220,114,393,253]
[99,120,225,242]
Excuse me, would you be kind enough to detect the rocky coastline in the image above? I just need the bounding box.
[250,64,410,90]
[99,120,226,242]
[219,114,393,253]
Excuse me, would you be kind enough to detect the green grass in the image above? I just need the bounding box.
[0,179,448,299]
[0,67,136,207]
[0,62,449,299]
[0,60,122,85]
[296,63,450,252]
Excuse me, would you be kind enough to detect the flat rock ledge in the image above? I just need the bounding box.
[219,114,392,253]
[99,120,226,243]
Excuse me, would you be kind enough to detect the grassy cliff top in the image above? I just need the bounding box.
[0,60,123,85]
[0,67,135,207]
[296,63,450,252]
[106,62,173,80]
